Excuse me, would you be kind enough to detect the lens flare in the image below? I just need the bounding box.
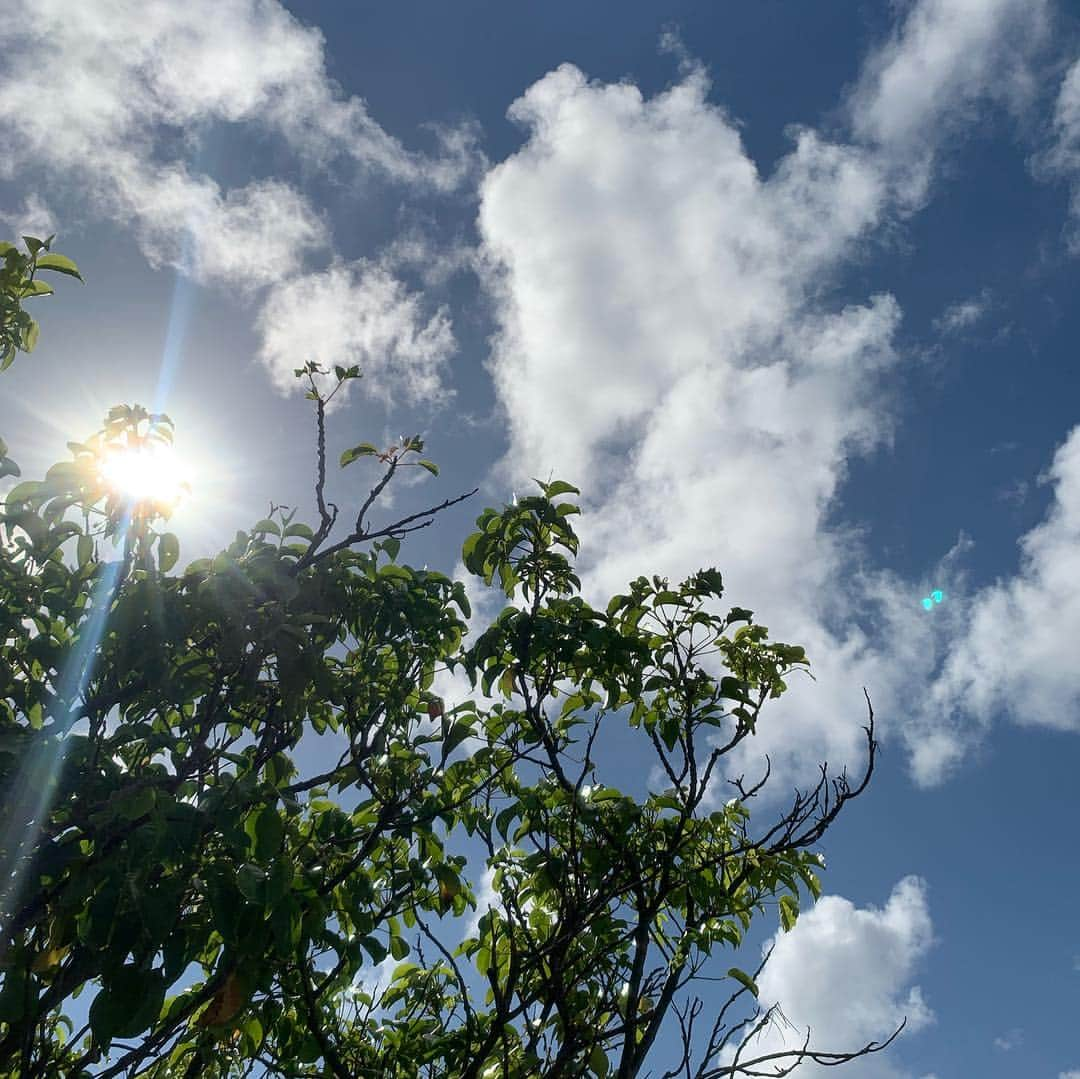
[100,440,188,508]
[921,589,946,610]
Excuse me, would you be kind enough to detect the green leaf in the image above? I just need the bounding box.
[589,1045,610,1078]
[34,253,83,281]
[0,968,27,1023]
[251,518,282,536]
[539,479,580,498]
[340,442,379,467]
[89,967,166,1042]
[158,532,180,572]
[440,720,475,761]
[22,318,39,352]
[76,533,93,567]
[417,459,439,476]
[236,863,267,903]
[778,894,799,932]
[361,935,387,963]
[389,935,410,960]
[119,785,156,820]
[252,806,284,860]
[727,967,759,997]
[283,522,314,540]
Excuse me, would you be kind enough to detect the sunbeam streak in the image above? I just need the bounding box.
[1,144,210,950]
[0,538,127,958]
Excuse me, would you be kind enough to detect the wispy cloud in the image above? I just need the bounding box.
[850,0,1050,206]
[1041,56,1080,249]
[934,291,992,335]
[992,1027,1023,1051]
[0,195,56,242]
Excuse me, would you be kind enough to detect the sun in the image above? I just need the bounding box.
[99,438,189,509]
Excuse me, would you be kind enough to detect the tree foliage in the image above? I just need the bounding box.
[0,244,893,1077]
[0,234,82,375]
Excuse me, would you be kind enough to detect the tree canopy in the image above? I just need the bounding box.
[0,238,892,1077]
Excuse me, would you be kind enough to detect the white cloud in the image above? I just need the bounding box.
[732,877,935,1078]
[927,426,1080,740]
[992,1027,1023,1051]
[481,62,885,490]
[933,292,991,334]
[1043,57,1080,249]
[465,864,499,938]
[0,195,56,243]
[119,167,328,288]
[850,0,1049,205]
[0,0,476,194]
[0,0,478,318]
[349,954,398,1004]
[478,0,1048,790]
[256,261,456,407]
[1060,1071,1080,1079]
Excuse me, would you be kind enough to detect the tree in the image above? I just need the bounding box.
[0,245,895,1077]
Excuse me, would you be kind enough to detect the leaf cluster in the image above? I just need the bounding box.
[0,236,81,372]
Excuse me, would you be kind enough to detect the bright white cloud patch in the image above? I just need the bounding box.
[0,0,476,201]
[850,0,1049,205]
[257,262,456,407]
[737,877,935,1078]
[481,62,886,488]
[0,0,473,389]
[478,0,1051,790]
[122,171,327,288]
[927,426,1080,737]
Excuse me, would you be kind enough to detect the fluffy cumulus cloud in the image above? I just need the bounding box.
[481,63,886,489]
[733,877,935,1078]
[257,261,456,406]
[926,426,1080,738]
[478,0,1056,789]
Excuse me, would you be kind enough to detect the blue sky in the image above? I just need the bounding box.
[2,1,1080,1075]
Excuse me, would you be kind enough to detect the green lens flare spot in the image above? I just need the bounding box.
[921,597,933,610]
[931,590,944,604]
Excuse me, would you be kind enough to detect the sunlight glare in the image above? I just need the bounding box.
[100,440,189,507]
